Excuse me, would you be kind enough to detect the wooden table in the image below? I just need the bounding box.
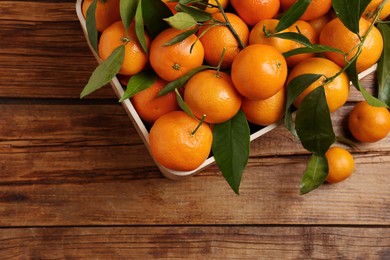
[1,1,389,258]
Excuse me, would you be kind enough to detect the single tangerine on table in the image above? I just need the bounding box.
[249,19,293,54]
[280,0,332,21]
[198,12,249,69]
[286,57,350,113]
[286,20,318,67]
[131,77,179,124]
[231,44,288,101]
[241,86,286,126]
[230,0,280,26]
[184,70,242,124]
[98,21,150,76]
[325,147,355,184]
[149,27,204,82]
[82,0,121,32]
[149,111,213,172]
[319,17,383,73]
[348,101,390,143]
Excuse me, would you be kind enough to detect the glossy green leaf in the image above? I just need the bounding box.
[212,110,250,195]
[135,0,148,54]
[283,44,344,58]
[158,65,214,96]
[295,87,335,155]
[272,32,312,47]
[85,0,98,53]
[284,74,323,134]
[347,60,388,107]
[164,12,198,30]
[80,45,125,99]
[377,23,390,107]
[332,0,371,33]
[175,89,195,118]
[120,0,138,31]
[275,0,311,32]
[119,70,157,102]
[176,4,212,22]
[142,0,172,38]
[163,27,198,46]
[300,154,328,195]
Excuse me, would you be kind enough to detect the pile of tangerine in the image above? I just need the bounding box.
[82,0,390,184]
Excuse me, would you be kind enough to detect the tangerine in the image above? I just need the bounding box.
[280,0,332,21]
[205,0,229,13]
[230,0,280,26]
[149,111,213,171]
[82,0,121,32]
[363,0,390,21]
[325,147,355,184]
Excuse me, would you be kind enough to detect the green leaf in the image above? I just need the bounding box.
[377,23,390,107]
[272,32,312,47]
[300,154,328,195]
[80,45,125,99]
[275,0,311,32]
[284,74,323,134]
[85,0,98,53]
[332,0,371,34]
[120,0,138,31]
[164,12,198,30]
[283,44,344,58]
[158,65,214,96]
[346,60,388,107]
[176,4,212,22]
[142,0,172,38]
[163,27,198,46]
[119,70,157,102]
[135,0,148,54]
[175,89,195,118]
[295,87,336,155]
[212,110,250,195]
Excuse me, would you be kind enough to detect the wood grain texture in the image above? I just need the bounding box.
[0,226,389,259]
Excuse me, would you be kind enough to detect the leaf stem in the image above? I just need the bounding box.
[216,47,227,77]
[191,114,206,135]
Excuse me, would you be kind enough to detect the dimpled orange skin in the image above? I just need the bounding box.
[280,0,332,21]
[231,44,288,101]
[98,21,150,76]
[149,111,213,172]
[184,70,242,124]
[319,17,383,73]
[149,28,204,82]
[249,19,293,54]
[325,147,355,184]
[363,0,390,21]
[230,0,280,26]
[241,86,286,126]
[286,57,349,113]
[348,101,390,143]
[198,12,249,69]
[82,0,121,32]
[132,78,179,123]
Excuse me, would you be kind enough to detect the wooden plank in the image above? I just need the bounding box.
[0,226,389,259]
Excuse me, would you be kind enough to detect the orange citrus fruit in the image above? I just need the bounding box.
[98,21,150,76]
[249,19,293,54]
[198,12,249,69]
[149,111,213,171]
[280,0,332,21]
[132,77,179,123]
[184,70,242,124]
[348,101,390,143]
[325,147,355,184]
[286,20,318,67]
[286,57,349,112]
[319,17,383,73]
[363,0,390,21]
[82,0,121,32]
[241,86,285,126]
[308,12,333,37]
[149,28,204,82]
[205,0,229,13]
[231,44,288,100]
[230,0,280,26]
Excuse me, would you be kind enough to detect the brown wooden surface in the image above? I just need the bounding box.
[0,0,389,258]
